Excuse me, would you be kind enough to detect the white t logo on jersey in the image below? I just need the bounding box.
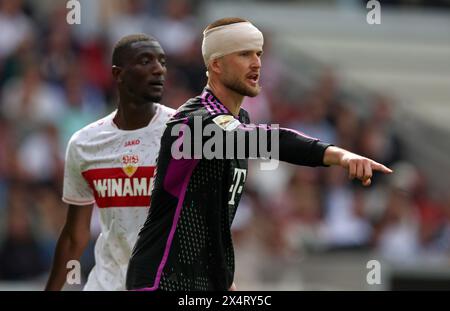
[228,168,247,205]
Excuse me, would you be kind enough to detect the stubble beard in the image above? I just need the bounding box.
[222,73,260,98]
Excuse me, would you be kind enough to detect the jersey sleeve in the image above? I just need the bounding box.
[62,134,95,205]
[201,112,331,167]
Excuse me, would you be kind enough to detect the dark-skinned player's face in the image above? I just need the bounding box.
[119,40,167,103]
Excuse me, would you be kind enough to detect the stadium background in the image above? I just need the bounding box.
[0,0,449,290]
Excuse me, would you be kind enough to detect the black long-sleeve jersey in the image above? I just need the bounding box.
[126,88,331,291]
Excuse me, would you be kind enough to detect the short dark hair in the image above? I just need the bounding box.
[204,17,249,32]
[112,33,156,66]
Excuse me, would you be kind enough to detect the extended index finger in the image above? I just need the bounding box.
[371,161,393,174]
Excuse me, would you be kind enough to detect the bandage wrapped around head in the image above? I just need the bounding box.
[202,21,264,68]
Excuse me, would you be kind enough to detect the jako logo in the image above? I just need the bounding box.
[66,0,81,25]
[125,139,141,147]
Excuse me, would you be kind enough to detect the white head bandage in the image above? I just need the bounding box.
[202,21,264,66]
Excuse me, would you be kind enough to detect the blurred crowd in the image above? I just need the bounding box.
[0,0,449,287]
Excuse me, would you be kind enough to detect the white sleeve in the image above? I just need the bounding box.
[62,134,95,205]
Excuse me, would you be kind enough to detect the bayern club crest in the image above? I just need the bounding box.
[122,154,139,177]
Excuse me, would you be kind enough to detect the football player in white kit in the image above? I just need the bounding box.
[45,34,175,290]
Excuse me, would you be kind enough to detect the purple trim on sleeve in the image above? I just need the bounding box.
[236,123,317,140]
[280,127,317,140]
[237,123,270,132]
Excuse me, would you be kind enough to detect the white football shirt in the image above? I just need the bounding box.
[62,103,175,291]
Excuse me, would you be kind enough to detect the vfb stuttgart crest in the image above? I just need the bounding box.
[122,154,139,177]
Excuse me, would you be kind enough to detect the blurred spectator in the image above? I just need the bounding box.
[375,188,421,265]
[374,162,421,264]
[1,62,67,129]
[0,188,46,280]
[17,123,64,184]
[428,195,450,253]
[40,26,77,86]
[320,167,372,250]
[271,167,323,254]
[0,116,14,211]
[156,0,197,57]
[357,95,402,167]
[106,0,157,47]
[78,39,113,95]
[58,62,108,147]
[333,103,360,151]
[289,93,337,144]
[34,187,66,267]
[0,118,24,196]
[0,0,33,60]
[166,37,206,94]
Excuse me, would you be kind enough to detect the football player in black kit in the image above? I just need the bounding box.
[126,17,392,291]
